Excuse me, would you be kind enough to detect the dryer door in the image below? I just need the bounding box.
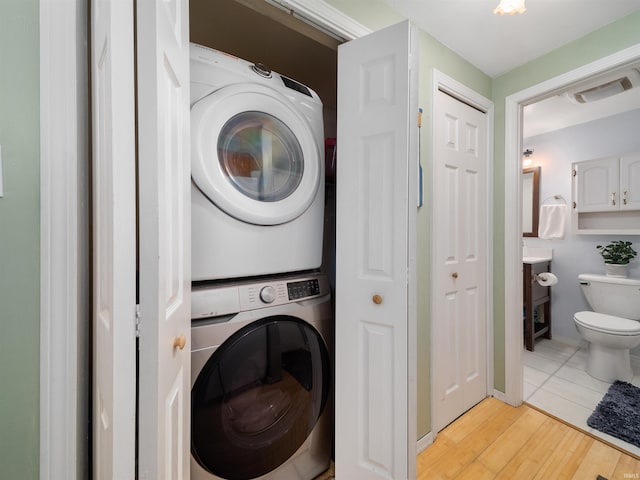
[191,84,322,225]
[191,316,330,480]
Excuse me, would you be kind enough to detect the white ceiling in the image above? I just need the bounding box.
[523,67,640,138]
[383,0,640,78]
[382,0,640,137]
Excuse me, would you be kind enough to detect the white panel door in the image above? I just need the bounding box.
[136,0,191,479]
[432,89,488,433]
[91,0,136,478]
[335,20,418,480]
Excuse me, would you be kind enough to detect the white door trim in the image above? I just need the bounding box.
[430,69,494,432]
[264,0,371,39]
[39,0,90,479]
[503,42,640,406]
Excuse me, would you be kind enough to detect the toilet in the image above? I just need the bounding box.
[574,273,640,382]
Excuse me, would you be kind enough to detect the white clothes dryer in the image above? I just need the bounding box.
[190,44,325,282]
[190,273,333,480]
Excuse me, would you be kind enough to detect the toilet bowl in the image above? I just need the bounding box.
[574,311,640,382]
[574,274,640,383]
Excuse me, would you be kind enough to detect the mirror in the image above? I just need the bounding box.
[522,167,540,237]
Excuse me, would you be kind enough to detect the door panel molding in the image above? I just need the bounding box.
[430,69,494,435]
[335,20,418,480]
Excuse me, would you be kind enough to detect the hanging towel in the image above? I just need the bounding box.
[538,204,567,239]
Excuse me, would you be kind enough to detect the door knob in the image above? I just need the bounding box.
[173,334,186,350]
[451,272,459,279]
[372,294,383,305]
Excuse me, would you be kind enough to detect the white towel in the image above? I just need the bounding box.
[538,204,567,240]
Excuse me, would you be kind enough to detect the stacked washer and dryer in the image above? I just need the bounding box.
[189,43,332,480]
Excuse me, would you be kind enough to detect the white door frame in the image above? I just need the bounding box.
[40,0,90,479]
[503,43,640,406]
[38,1,369,479]
[430,70,495,433]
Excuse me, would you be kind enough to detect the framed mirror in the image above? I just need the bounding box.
[522,167,540,237]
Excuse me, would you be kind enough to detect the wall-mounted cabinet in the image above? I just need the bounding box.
[572,152,640,234]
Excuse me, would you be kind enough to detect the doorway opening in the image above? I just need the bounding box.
[503,44,640,434]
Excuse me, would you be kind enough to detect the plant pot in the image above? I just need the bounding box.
[605,263,628,278]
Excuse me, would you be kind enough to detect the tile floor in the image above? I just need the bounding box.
[523,338,640,457]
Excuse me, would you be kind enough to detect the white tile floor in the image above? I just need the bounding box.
[523,338,640,457]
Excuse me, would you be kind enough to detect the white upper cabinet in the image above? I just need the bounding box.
[620,153,640,210]
[575,157,619,212]
[572,151,640,234]
[575,153,640,212]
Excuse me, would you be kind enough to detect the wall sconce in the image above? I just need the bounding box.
[522,149,534,168]
[494,0,526,15]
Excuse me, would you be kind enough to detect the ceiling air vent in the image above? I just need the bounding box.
[565,67,640,104]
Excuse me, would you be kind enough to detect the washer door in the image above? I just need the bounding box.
[191,316,330,480]
[191,83,321,225]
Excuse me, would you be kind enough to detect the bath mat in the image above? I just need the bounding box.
[587,381,640,448]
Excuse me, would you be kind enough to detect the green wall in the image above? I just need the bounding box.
[0,0,40,478]
[491,11,640,392]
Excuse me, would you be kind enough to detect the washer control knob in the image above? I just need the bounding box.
[260,286,277,304]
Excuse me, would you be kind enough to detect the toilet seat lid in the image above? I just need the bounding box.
[574,311,640,335]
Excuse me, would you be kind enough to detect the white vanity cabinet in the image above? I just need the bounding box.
[572,152,640,234]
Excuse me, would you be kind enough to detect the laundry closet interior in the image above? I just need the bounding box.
[187,1,341,479]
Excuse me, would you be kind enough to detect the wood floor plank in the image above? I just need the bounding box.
[418,398,640,480]
[571,441,621,480]
[454,460,495,480]
[438,397,509,444]
[425,401,524,478]
[477,406,548,473]
[612,453,640,479]
[417,432,457,468]
[494,417,569,480]
[533,427,594,480]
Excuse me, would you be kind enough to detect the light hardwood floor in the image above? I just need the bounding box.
[418,397,640,480]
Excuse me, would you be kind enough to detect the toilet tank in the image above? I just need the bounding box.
[578,273,640,320]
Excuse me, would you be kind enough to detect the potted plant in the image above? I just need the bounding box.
[596,240,637,277]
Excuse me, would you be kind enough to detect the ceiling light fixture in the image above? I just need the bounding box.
[494,0,526,15]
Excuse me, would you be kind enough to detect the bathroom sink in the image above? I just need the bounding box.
[522,247,552,264]
[523,256,552,264]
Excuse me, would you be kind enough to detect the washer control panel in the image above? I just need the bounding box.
[287,279,320,300]
[241,275,326,310]
[192,275,329,319]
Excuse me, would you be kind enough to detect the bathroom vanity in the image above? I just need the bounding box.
[523,255,552,351]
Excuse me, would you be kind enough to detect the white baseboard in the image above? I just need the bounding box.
[492,389,509,404]
[416,432,434,454]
